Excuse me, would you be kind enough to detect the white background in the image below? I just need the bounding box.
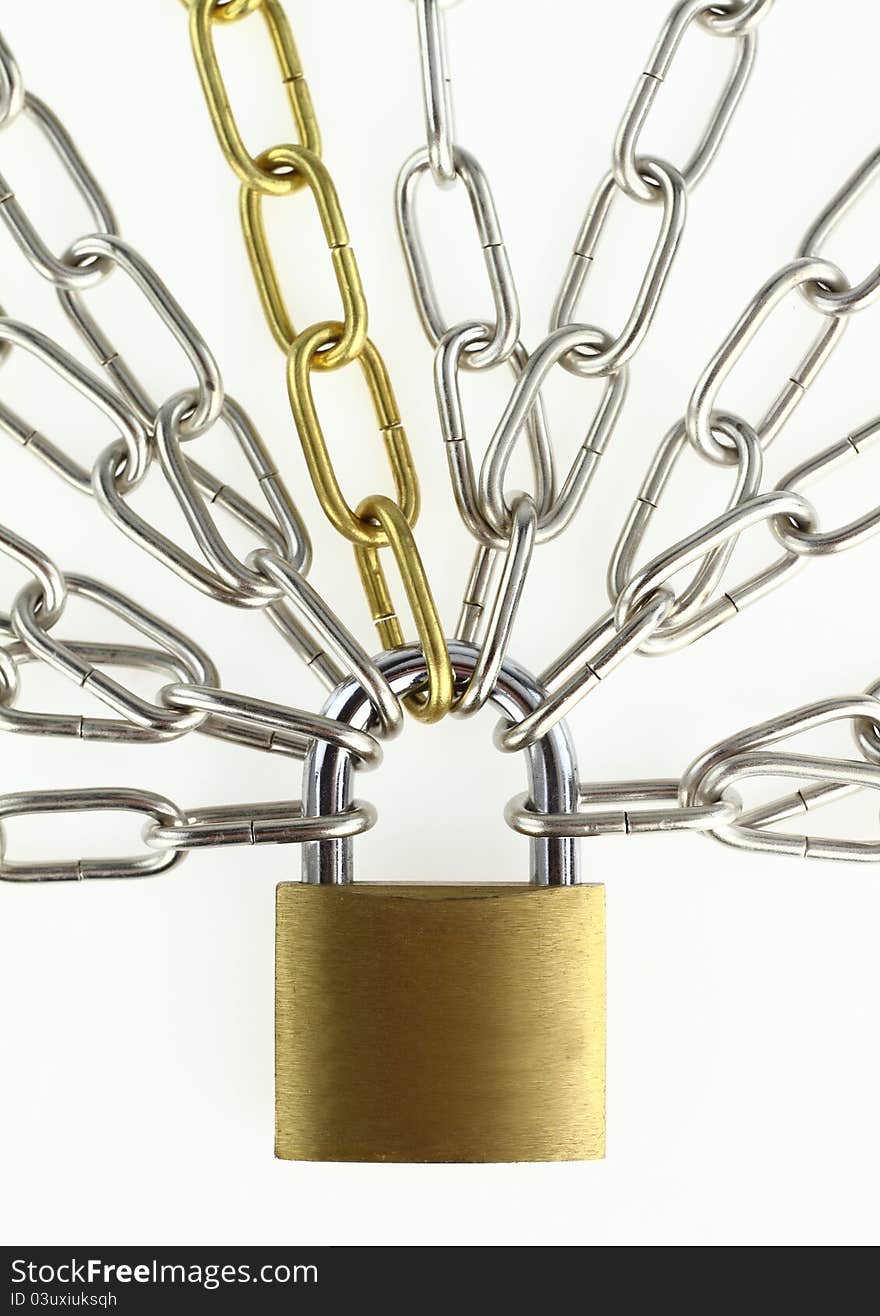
[0,0,878,1246]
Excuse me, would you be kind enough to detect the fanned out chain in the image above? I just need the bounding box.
[0,22,399,878]
[0,0,878,878]
[395,0,880,860]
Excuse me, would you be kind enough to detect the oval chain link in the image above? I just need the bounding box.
[0,789,188,882]
[11,574,218,737]
[396,145,520,370]
[551,157,688,376]
[286,325,420,549]
[0,318,149,492]
[188,0,320,196]
[57,235,225,439]
[0,92,118,288]
[686,257,849,465]
[771,416,880,557]
[611,0,757,204]
[353,495,454,724]
[240,143,368,367]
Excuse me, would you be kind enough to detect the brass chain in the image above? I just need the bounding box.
[183,0,453,723]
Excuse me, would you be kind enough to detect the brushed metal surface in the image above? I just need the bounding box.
[276,883,605,1163]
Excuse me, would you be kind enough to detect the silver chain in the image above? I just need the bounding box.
[399,0,880,860]
[0,31,401,878]
[511,148,880,850]
[398,0,778,717]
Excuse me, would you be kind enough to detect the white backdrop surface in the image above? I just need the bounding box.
[0,0,878,1245]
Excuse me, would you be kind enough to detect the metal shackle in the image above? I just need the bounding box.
[301,640,581,886]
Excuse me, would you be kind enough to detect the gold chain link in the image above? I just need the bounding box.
[354,496,453,724]
[286,324,420,547]
[185,0,452,720]
[240,144,367,365]
[188,0,320,195]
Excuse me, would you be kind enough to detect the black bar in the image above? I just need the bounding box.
[1,1247,583,1311]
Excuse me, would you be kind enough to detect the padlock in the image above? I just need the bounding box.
[275,640,605,1163]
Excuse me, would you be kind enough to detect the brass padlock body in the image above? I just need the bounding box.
[275,883,605,1163]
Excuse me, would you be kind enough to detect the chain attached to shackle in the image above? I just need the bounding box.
[394,0,880,860]
[505,141,880,767]
[0,523,389,879]
[0,21,412,875]
[395,0,779,717]
[182,0,453,722]
[0,0,878,875]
